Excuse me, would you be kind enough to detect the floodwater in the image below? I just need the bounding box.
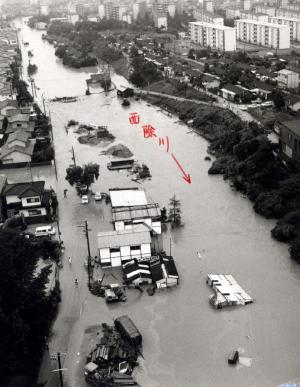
[11,19,300,387]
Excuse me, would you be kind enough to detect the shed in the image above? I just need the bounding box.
[117,86,134,98]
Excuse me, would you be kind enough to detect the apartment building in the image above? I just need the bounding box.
[235,19,290,49]
[276,8,300,19]
[269,16,300,42]
[253,5,276,16]
[239,10,268,22]
[189,21,236,51]
[226,8,240,19]
[194,8,224,25]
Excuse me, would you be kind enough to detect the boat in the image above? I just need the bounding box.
[122,99,130,107]
[107,159,135,170]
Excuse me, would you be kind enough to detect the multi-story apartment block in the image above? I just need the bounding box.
[226,8,240,19]
[189,21,236,51]
[235,19,290,49]
[239,10,268,22]
[254,4,276,16]
[276,8,300,19]
[194,8,224,25]
[269,16,300,42]
[154,12,168,28]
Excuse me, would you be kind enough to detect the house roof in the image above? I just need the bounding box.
[7,114,30,123]
[279,120,300,137]
[4,181,45,197]
[149,258,164,282]
[97,229,151,249]
[250,80,275,92]
[222,83,246,95]
[109,188,148,207]
[112,203,161,222]
[162,256,179,277]
[0,142,34,159]
[4,180,45,197]
[278,69,298,76]
[7,130,30,144]
[0,175,7,194]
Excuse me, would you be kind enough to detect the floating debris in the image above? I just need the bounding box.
[207,274,253,309]
[102,144,133,158]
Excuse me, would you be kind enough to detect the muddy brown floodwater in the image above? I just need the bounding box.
[11,17,300,387]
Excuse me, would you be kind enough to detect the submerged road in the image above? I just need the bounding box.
[10,18,300,387]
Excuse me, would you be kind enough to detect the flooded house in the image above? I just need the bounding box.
[110,188,162,234]
[149,255,179,288]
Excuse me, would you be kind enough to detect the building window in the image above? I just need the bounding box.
[26,197,40,203]
[110,248,120,253]
[130,245,141,251]
[28,209,42,216]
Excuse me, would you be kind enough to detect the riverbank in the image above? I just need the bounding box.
[141,93,300,263]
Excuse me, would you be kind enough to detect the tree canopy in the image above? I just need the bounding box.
[0,230,60,386]
[65,163,100,190]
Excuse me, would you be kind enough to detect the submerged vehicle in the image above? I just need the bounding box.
[122,99,130,107]
[114,315,142,347]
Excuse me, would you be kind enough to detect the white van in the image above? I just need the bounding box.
[35,225,56,237]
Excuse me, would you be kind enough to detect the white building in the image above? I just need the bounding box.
[204,0,214,12]
[241,0,251,10]
[154,13,168,29]
[239,10,268,23]
[225,8,240,19]
[97,228,152,268]
[40,4,49,15]
[269,16,300,41]
[194,8,224,25]
[98,4,105,19]
[110,188,162,234]
[235,19,290,49]
[276,8,300,19]
[189,21,236,51]
[254,5,276,16]
[277,69,299,89]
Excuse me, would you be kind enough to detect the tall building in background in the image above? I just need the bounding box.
[189,21,236,51]
[235,19,290,49]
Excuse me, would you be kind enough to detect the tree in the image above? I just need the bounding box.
[168,195,182,227]
[65,163,100,191]
[27,63,38,76]
[0,230,60,385]
[271,90,285,110]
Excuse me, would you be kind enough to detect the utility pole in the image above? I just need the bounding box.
[78,220,92,289]
[70,146,76,167]
[57,352,64,387]
[42,94,46,115]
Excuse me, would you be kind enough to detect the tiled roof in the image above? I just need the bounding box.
[4,180,45,197]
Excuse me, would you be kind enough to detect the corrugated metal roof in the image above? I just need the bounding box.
[110,188,148,207]
[112,203,160,222]
[97,229,151,249]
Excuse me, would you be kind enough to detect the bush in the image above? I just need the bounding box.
[290,237,300,263]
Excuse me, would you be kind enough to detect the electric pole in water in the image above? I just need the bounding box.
[78,220,92,288]
[49,352,67,387]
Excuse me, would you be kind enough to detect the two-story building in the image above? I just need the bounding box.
[275,119,300,161]
[3,180,48,223]
[277,69,299,89]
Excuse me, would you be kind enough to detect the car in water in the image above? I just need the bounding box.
[81,195,89,204]
[94,192,102,201]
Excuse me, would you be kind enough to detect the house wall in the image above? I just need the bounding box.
[279,124,300,160]
[99,243,151,267]
[21,196,41,207]
[6,194,20,204]
[2,152,31,164]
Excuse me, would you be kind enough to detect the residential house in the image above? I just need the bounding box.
[7,114,30,132]
[116,86,134,98]
[110,188,162,234]
[220,83,251,102]
[97,227,152,268]
[149,255,179,288]
[287,94,300,111]
[250,80,274,100]
[275,119,300,161]
[6,130,31,148]
[277,69,299,89]
[3,180,48,223]
[0,142,34,165]
[202,73,220,89]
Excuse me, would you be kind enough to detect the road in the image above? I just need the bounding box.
[136,88,258,123]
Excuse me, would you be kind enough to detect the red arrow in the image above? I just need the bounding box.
[171,153,191,184]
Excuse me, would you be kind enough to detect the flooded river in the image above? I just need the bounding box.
[12,19,300,387]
